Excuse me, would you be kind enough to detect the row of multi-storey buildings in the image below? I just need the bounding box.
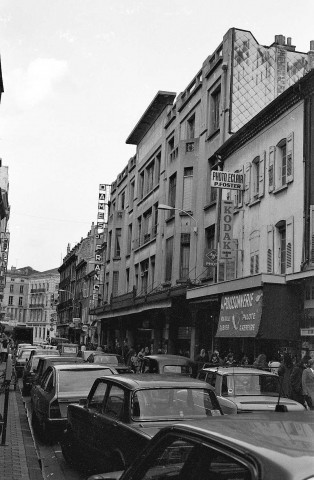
[57,28,314,361]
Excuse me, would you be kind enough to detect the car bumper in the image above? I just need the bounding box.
[46,417,67,425]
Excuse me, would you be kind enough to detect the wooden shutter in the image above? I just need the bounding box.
[259,151,266,198]
[286,132,294,183]
[268,146,275,193]
[244,163,251,205]
[267,226,274,273]
[286,216,294,274]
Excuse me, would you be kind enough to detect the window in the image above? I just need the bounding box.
[180,234,190,279]
[140,259,149,294]
[209,87,221,132]
[183,167,193,212]
[207,160,217,204]
[8,296,13,305]
[104,385,125,419]
[139,435,252,480]
[278,139,287,186]
[18,297,23,306]
[120,190,126,210]
[252,156,260,199]
[10,284,13,293]
[168,135,178,162]
[249,231,260,275]
[187,114,195,139]
[151,256,155,289]
[205,225,215,280]
[126,268,130,292]
[114,229,121,257]
[127,224,132,254]
[89,381,109,413]
[276,221,286,274]
[269,133,294,193]
[129,179,135,211]
[143,209,152,244]
[168,173,177,213]
[112,271,119,297]
[165,237,174,282]
[138,151,161,200]
[107,231,112,260]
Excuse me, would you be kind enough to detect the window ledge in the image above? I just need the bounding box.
[249,198,261,207]
[206,129,220,142]
[113,256,121,261]
[273,184,288,195]
[204,200,217,211]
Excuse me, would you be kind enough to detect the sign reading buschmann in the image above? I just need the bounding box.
[216,289,263,337]
[211,171,244,190]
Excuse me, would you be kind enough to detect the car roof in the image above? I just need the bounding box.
[159,411,314,468]
[53,364,113,371]
[202,366,275,376]
[95,374,212,389]
[39,356,82,363]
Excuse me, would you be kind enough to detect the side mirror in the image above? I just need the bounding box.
[79,398,87,407]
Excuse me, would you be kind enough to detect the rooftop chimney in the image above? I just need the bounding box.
[275,34,286,45]
[310,40,314,52]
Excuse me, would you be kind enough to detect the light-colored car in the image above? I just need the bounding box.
[198,366,305,414]
[87,410,314,480]
[31,363,117,441]
[15,347,40,376]
[22,351,60,394]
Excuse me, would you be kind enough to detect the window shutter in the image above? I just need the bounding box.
[286,132,294,183]
[259,151,266,198]
[286,216,294,274]
[244,163,251,205]
[268,146,275,193]
[267,225,274,273]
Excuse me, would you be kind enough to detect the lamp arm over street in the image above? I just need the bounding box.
[158,204,198,233]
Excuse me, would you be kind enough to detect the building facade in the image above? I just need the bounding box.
[90,29,314,360]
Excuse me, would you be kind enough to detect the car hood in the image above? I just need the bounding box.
[230,395,305,411]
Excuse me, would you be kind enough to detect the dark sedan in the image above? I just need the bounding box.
[22,351,60,395]
[61,374,222,475]
[88,410,314,480]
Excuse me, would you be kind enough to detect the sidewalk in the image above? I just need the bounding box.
[0,363,43,480]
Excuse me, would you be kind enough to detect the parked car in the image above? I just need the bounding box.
[22,351,60,395]
[15,346,41,377]
[31,363,117,441]
[139,355,197,376]
[33,355,84,387]
[86,353,132,373]
[59,343,79,357]
[198,366,305,414]
[61,374,222,475]
[88,410,314,480]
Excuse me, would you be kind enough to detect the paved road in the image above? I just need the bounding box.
[22,387,85,480]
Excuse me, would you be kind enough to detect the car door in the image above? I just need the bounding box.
[35,368,54,423]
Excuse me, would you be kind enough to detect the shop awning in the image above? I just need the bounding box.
[216,284,300,340]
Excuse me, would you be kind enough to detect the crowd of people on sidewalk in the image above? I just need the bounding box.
[0,333,14,363]
[194,347,314,410]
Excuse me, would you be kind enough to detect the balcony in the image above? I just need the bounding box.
[31,288,46,293]
[29,303,45,308]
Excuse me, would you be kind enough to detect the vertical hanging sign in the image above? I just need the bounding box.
[220,200,236,260]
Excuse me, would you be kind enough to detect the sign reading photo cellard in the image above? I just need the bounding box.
[211,171,244,190]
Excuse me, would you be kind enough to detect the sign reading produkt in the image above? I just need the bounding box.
[216,289,263,337]
[211,171,244,190]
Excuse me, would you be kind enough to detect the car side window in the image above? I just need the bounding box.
[104,385,125,419]
[206,372,217,389]
[43,371,53,392]
[138,436,252,480]
[88,381,109,413]
[40,369,51,389]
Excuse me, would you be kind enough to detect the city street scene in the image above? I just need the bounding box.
[0,1,314,479]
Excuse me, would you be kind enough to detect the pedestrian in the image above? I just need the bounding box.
[253,353,268,370]
[302,358,314,410]
[196,348,208,371]
[268,354,281,375]
[210,350,223,366]
[278,353,293,397]
[240,354,250,366]
[290,359,306,406]
[224,352,236,366]
[122,339,130,363]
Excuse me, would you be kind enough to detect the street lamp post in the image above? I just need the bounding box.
[158,204,198,281]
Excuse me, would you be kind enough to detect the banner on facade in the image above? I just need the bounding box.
[216,289,263,337]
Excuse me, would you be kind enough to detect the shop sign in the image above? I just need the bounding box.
[211,171,244,190]
[204,248,217,267]
[301,328,314,336]
[216,289,263,337]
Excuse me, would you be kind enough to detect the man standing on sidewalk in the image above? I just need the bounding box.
[302,358,314,410]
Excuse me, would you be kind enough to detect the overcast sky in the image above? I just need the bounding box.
[0,0,313,272]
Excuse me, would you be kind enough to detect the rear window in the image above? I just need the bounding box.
[227,374,281,397]
[163,365,192,374]
[58,368,114,393]
[131,388,221,421]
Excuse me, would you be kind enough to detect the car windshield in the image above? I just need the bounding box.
[131,388,221,421]
[19,351,32,360]
[226,374,281,397]
[58,368,113,393]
